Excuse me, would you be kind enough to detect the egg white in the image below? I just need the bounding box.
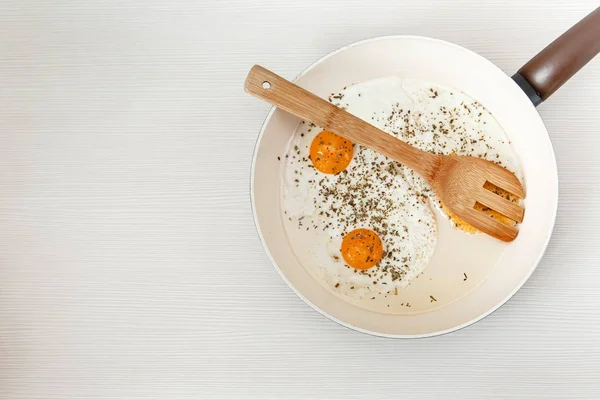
[281,76,522,303]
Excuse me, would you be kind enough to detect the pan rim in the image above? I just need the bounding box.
[250,35,558,338]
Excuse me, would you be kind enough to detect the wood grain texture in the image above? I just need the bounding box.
[1,0,600,398]
[246,65,524,241]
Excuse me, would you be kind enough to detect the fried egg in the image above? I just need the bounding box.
[281,76,523,305]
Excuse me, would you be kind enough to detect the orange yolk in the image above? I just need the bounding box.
[341,228,384,270]
[310,130,353,174]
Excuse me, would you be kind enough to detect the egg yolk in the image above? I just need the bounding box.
[341,228,383,270]
[310,130,353,174]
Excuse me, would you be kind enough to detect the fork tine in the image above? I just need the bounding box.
[459,208,519,242]
[484,169,525,198]
[477,189,525,223]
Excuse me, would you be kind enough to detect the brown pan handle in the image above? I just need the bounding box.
[512,7,600,106]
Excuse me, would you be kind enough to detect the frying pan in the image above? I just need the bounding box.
[250,8,600,337]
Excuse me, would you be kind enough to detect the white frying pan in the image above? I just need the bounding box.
[250,8,600,337]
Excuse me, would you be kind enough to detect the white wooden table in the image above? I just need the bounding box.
[1,0,599,398]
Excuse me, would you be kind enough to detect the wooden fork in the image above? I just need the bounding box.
[245,65,525,242]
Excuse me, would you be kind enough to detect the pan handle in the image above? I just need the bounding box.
[512,7,600,106]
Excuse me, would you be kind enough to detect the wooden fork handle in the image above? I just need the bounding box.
[244,65,439,179]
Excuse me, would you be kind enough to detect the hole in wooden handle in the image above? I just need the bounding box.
[262,81,271,89]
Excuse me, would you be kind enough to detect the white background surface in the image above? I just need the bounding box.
[1,0,600,399]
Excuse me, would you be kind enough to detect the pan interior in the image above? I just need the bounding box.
[251,36,558,337]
